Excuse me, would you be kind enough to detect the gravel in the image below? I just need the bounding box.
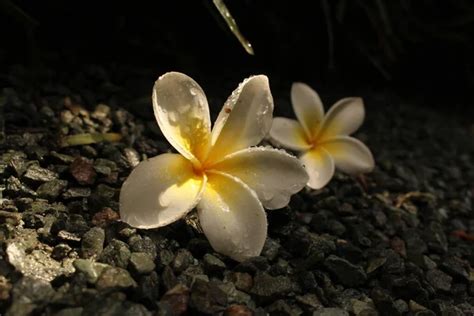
[23,165,58,183]
[324,255,367,287]
[70,157,97,185]
[1,65,473,315]
[81,227,105,258]
[98,239,131,268]
[129,252,156,274]
[96,266,137,290]
[250,272,298,300]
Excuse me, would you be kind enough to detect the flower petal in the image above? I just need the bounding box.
[197,171,267,262]
[320,136,374,174]
[269,117,312,151]
[317,97,365,141]
[291,82,325,138]
[120,153,206,229]
[208,75,273,163]
[212,147,308,209]
[300,148,335,189]
[152,72,211,162]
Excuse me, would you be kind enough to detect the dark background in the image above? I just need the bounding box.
[1,0,473,114]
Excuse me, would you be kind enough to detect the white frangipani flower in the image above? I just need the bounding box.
[120,72,308,262]
[269,82,374,189]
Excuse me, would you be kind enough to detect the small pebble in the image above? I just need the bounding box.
[96,266,137,289]
[324,255,367,287]
[52,243,72,260]
[203,254,226,274]
[91,207,119,227]
[23,165,58,182]
[160,284,190,315]
[70,157,96,185]
[129,252,156,274]
[81,227,105,258]
[98,239,131,268]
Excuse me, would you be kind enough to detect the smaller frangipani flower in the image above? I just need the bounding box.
[120,72,308,262]
[269,82,375,189]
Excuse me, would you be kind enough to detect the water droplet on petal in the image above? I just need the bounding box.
[262,190,274,201]
[177,103,191,114]
[158,187,174,207]
[168,111,178,124]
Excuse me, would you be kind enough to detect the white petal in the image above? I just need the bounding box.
[207,75,273,163]
[197,171,267,262]
[212,147,308,209]
[269,117,312,151]
[152,72,211,162]
[318,97,365,141]
[320,136,374,174]
[300,148,335,189]
[291,82,325,138]
[120,153,206,229]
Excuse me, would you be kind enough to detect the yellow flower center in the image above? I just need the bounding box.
[191,156,216,177]
[307,135,321,149]
[192,163,206,177]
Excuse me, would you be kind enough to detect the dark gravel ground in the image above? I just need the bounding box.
[0,65,473,316]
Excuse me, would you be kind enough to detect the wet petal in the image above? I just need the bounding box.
[300,148,335,189]
[320,136,374,174]
[212,147,308,209]
[120,153,206,229]
[152,72,211,162]
[291,82,325,138]
[269,117,312,151]
[318,97,365,141]
[197,171,267,262]
[208,75,273,163]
